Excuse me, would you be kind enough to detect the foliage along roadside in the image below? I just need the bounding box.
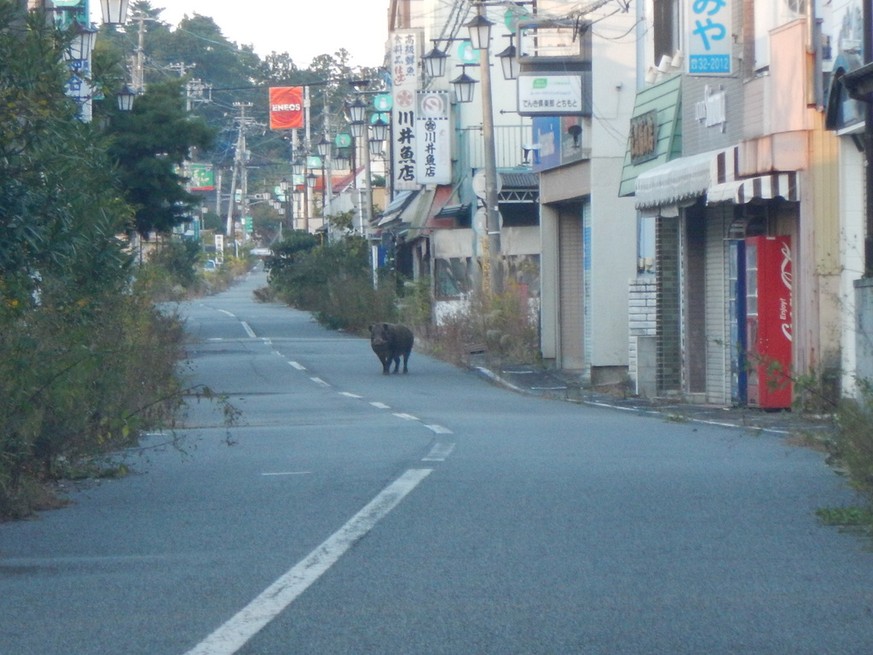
[0,3,215,520]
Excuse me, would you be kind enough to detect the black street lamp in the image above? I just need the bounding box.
[423,46,449,78]
[116,83,136,111]
[450,66,478,104]
[316,135,331,158]
[497,36,519,80]
[465,12,494,50]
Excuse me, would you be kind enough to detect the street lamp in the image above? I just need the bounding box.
[450,66,478,104]
[99,0,130,26]
[496,35,519,80]
[371,117,389,142]
[116,83,136,111]
[316,135,331,158]
[465,12,494,50]
[423,45,449,78]
[347,97,367,125]
[67,19,97,61]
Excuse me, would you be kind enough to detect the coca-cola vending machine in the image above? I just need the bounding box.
[745,236,793,409]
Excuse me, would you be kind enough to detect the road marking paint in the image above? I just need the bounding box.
[218,310,235,317]
[288,361,307,371]
[424,424,453,435]
[393,413,419,421]
[184,468,433,655]
[370,402,390,409]
[339,392,363,399]
[241,322,256,338]
[261,471,312,477]
[422,442,455,462]
[309,377,330,387]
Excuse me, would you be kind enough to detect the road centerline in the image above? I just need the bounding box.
[183,468,433,655]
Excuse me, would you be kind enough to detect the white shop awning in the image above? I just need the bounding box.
[633,150,721,210]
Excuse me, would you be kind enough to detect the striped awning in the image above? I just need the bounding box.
[707,171,799,205]
[635,144,801,210]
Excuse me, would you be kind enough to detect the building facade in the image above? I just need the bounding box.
[621,1,842,407]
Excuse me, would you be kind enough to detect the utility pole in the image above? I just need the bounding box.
[322,88,334,236]
[131,13,149,93]
[227,102,253,245]
[476,0,503,296]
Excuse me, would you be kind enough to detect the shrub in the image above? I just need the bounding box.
[832,382,873,503]
[268,234,399,333]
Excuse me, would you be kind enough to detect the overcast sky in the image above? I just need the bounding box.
[125,1,390,67]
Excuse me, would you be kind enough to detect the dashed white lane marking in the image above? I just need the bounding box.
[339,392,363,399]
[370,402,390,409]
[309,377,330,387]
[422,442,455,462]
[184,468,433,655]
[261,471,312,477]
[392,413,419,421]
[288,361,306,371]
[424,424,453,435]
[218,309,235,318]
[241,322,256,338]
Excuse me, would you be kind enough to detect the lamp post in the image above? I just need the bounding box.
[424,2,519,296]
[348,96,374,237]
[466,2,502,296]
[280,177,295,233]
[316,134,332,233]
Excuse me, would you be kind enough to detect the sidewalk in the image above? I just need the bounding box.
[474,361,837,440]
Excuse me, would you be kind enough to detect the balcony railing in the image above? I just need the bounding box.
[461,123,532,171]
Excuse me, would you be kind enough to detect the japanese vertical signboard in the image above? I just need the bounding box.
[415,91,451,185]
[268,87,304,130]
[687,0,732,76]
[390,30,421,191]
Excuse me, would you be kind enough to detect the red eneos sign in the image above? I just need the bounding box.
[269,87,303,130]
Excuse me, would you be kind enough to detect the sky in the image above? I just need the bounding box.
[142,1,389,67]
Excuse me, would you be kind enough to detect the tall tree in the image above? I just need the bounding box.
[107,78,215,236]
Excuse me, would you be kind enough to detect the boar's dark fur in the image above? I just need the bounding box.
[369,323,414,374]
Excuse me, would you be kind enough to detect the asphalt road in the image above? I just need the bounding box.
[3,269,873,654]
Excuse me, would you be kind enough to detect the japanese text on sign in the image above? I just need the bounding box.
[391,30,421,190]
[688,0,732,76]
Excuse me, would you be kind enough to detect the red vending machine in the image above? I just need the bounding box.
[745,236,793,409]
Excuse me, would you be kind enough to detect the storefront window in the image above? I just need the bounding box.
[638,213,656,275]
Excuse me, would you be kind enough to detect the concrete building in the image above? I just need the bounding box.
[620,1,841,407]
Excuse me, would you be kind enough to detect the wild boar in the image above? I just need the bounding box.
[369,322,414,374]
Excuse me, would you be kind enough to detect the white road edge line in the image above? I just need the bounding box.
[183,468,433,655]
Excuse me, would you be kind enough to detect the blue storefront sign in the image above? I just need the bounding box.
[688,0,732,76]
